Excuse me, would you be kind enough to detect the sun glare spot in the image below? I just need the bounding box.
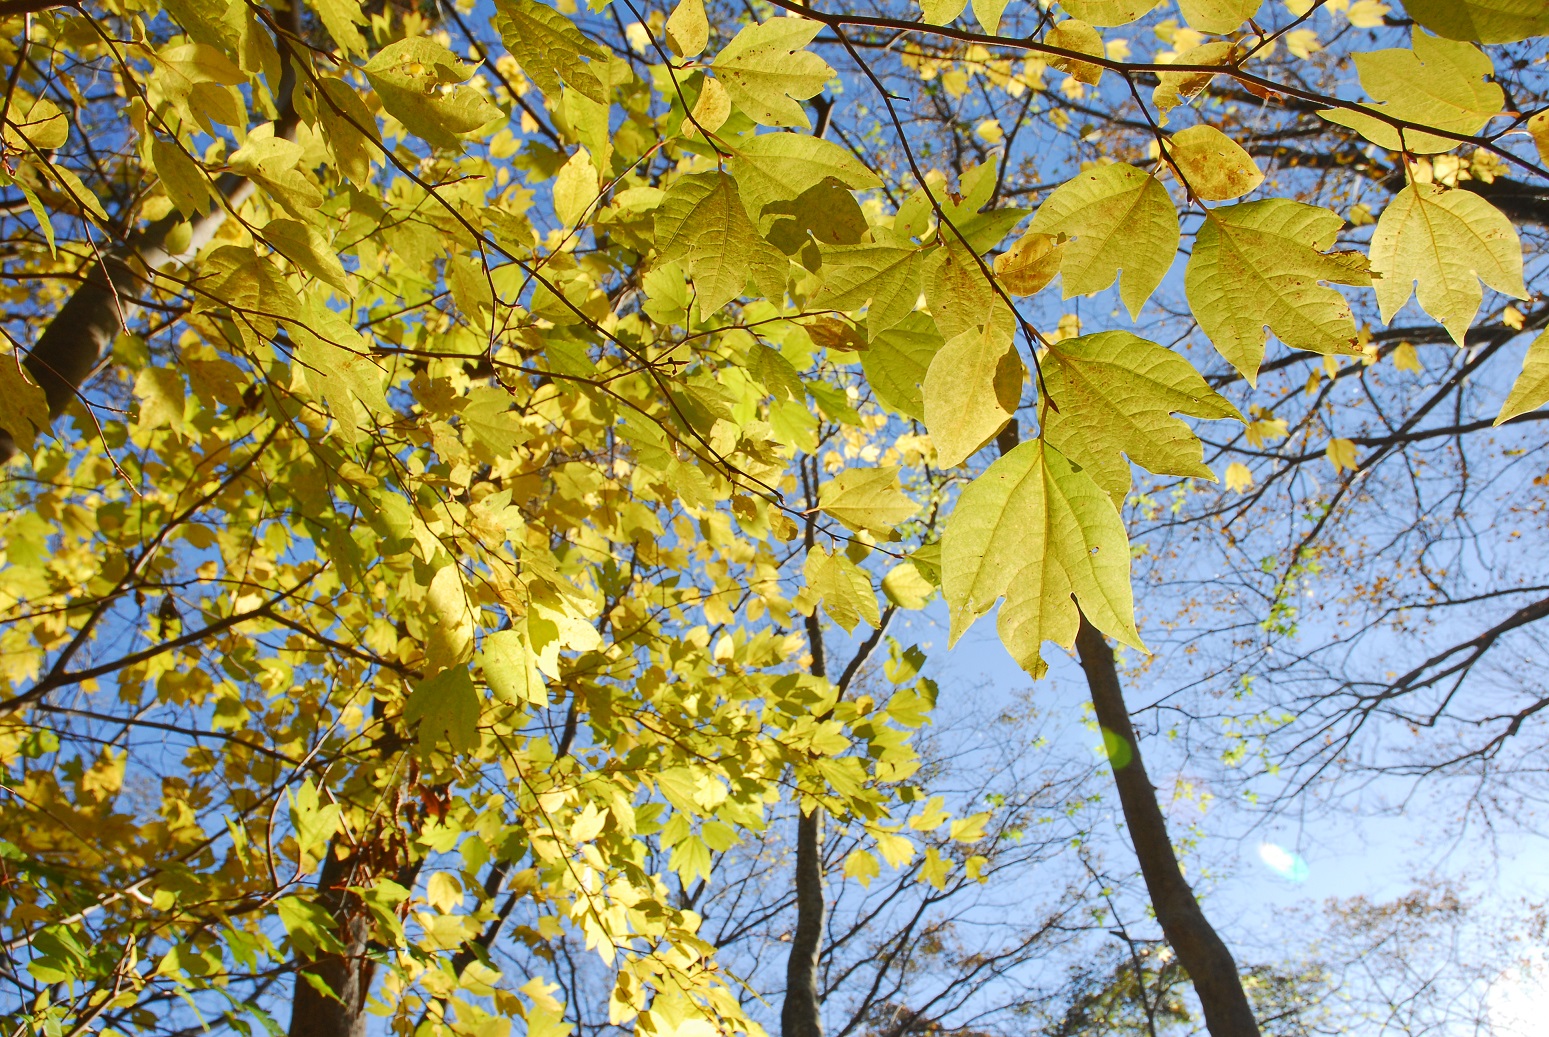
[1256,842,1310,883]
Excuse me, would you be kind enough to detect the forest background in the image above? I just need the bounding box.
[0,1,1545,1036]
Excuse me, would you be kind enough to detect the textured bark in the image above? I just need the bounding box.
[288,846,376,1037]
[782,807,826,1037]
[1073,615,1261,1037]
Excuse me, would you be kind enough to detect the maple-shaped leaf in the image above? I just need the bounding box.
[1497,329,1549,425]
[860,313,944,421]
[1185,199,1371,384]
[819,466,920,533]
[1178,0,1262,34]
[710,17,834,129]
[1027,163,1178,321]
[363,37,502,149]
[1040,331,1245,499]
[1401,0,1549,44]
[942,438,1142,676]
[1320,30,1504,154]
[1369,183,1526,346]
[923,309,1023,468]
[1057,0,1154,26]
[654,172,789,319]
[814,243,926,339]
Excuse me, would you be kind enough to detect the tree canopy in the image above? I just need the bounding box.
[0,1,1545,1037]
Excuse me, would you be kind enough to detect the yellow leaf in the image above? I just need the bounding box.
[1392,341,1423,372]
[1370,183,1526,346]
[665,0,709,56]
[1224,462,1254,492]
[1325,437,1359,473]
[1496,329,1549,425]
[1165,124,1263,202]
[553,147,599,228]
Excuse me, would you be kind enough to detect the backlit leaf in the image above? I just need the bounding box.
[819,466,920,533]
[942,439,1142,676]
[710,17,834,130]
[922,309,1022,468]
[1027,163,1178,321]
[1185,199,1371,383]
[1369,183,1526,346]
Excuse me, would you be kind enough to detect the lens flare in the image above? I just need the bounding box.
[1256,842,1310,883]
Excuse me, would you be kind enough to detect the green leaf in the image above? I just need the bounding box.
[922,309,1022,468]
[553,147,600,228]
[1319,30,1504,154]
[1040,331,1244,499]
[364,37,503,149]
[1496,329,1549,425]
[1185,199,1371,384]
[481,629,547,704]
[134,368,186,433]
[942,439,1142,677]
[1056,0,1153,26]
[460,386,530,461]
[277,897,346,958]
[1178,0,1261,34]
[1164,124,1263,202]
[0,355,49,454]
[1400,0,1549,44]
[654,172,789,319]
[1027,163,1178,321]
[404,665,481,753]
[819,466,920,533]
[882,563,935,610]
[923,240,996,341]
[289,779,341,866]
[861,312,944,421]
[814,243,926,339]
[710,17,834,130]
[804,544,881,633]
[665,0,709,58]
[494,0,611,104]
[1369,183,1526,347]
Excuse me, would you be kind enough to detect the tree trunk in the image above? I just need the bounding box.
[288,844,376,1037]
[1073,615,1261,1037]
[0,10,300,461]
[782,807,825,1037]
